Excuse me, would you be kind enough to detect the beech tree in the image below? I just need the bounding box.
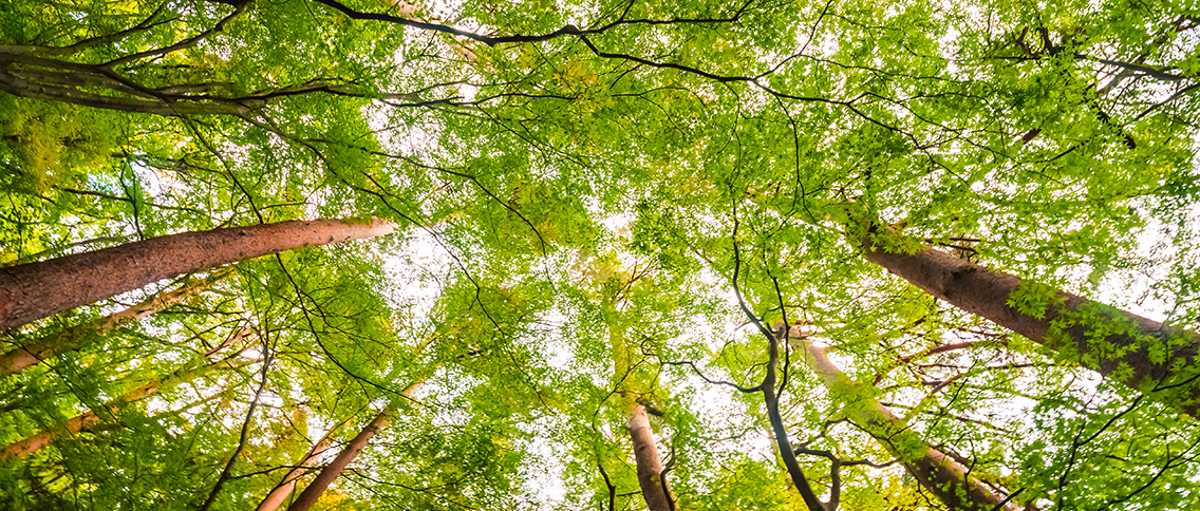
[3,0,1200,510]
[789,330,1011,511]
[254,427,333,511]
[0,271,226,376]
[285,382,421,511]
[627,403,674,511]
[856,222,1200,414]
[0,356,254,463]
[0,218,394,331]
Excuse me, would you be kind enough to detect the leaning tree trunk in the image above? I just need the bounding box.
[859,225,1200,415]
[286,383,421,511]
[628,403,674,511]
[0,218,395,331]
[0,271,226,377]
[255,428,335,511]
[791,333,1016,511]
[0,358,252,463]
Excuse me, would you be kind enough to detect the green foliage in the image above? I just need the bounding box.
[3,0,1200,509]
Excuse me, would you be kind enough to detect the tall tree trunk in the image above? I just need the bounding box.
[791,334,1015,511]
[627,403,673,511]
[255,428,335,511]
[0,218,395,331]
[286,383,421,511]
[0,271,226,377]
[858,226,1200,414]
[0,358,253,463]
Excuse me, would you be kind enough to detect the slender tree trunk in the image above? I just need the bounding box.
[858,226,1200,414]
[255,429,335,511]
[760,333,826,511]
[627,403,673,511]
[0,271,226,377]
[0,218,395,331]
[0,358,252,463]
[792,334,1015,511]
[286,383,421,511]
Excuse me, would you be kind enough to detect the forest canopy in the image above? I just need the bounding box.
[2,0,1200,509]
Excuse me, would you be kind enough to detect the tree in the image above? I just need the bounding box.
[0,271,226,376]
[627,402,674,511]
[285,382,421,511]
[0,218,394,331]
[286,410,391,511]
[857,223,1200,414]
[3,0,1200,509]
[254,426,334,511]
[0,356,254,463]
[790,330,1012,511]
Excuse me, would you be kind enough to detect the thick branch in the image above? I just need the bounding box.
[0,3,172,57]
[0,271,226,376]
[730,216,824,511]
[0,358,253,463]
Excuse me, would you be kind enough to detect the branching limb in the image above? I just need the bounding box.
[728,213,825,511]
[794,447,901,511]
[598,463,616,511]
[312,0,754,47]
[103,2,248,69]
[653,357,761,393]
[197,336,272,511]
[0,2,173,56]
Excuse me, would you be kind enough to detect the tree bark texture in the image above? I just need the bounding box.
[860,227,1200,415]
[0,358,251,463]
[0,218,395,332]
[792,334,1015,511]
[0,271,225,377]
[627,404,673,511]
[255,429,335,511]
[286,383,420,511]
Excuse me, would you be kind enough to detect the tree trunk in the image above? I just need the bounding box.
[286,383,421,511]
[0,271,225,377]
[0,358,252,463]
[858,226,1200,415]
[255,429,335,511]
[792,334,1015,511]
[761,328,826,511]
[0,218,395,331]
[627,403,673,511]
